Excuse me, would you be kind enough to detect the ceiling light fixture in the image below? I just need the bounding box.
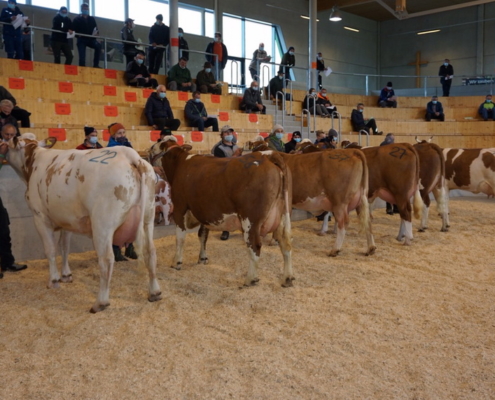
[417,29,441,35]
[344,26,359,32]
[300,15,320,22]
[329,6,342,22]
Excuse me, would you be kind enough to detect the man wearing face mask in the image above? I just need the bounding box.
[478,95,495,121]
[148,14,169,74]
[378,81,397,108]
[178,27,189,60]
[185,91,219,132]
[0,0,30,60]
[76,126,103,149]
[439,59,454,97]
[205,32,228,79]
[267,125,286,152]
[72,3,101,68]
[425,96,445,122]
[121,18,138,66]
[167,57,196,92]
[269,71,290,101]
[351,103,382,135]
[51,6,73,65]
[240,81,266,114]
[316,52,325,90]
[211,125,242,241]
[125,51,158,88]
[317,88,338,116]
[145,85,181,131]
[284,130,302,153]
[249,42,271,81]
[196,62,221,94]
[303,88,329,117]
[279,46,295,82]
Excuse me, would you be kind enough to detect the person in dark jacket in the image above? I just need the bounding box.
[0,100,19,134]
[316,52,325,89]
[0,85,30,127]
[121,18,137,66]
[205,32,228,74]
[303,88,329,117]
[145,85,181,131]
[439,59,454,97]
[125,51,158,88]
[478,94,495,121]
[351,103,382,135]
[279,46,295,81]
[76,126,103,150]
[21,27,31,61]
[148,14,169,74]
[178,27,189,60]
[196,62,221,94]
[0,0,30,59]
[240,81,266,114]
[269,71,286,101]
[425,96,445,121]
[72,3,101,68]
[185,91,219,132]
[378,81,397,108]
[50,6,73,65]
[316,88,337,116]
[284,130,302,153]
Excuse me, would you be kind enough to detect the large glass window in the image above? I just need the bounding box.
[222,15,242,57]
[95,0,125,21]
[178,7,202,35]
[129,0,169,27]
[32,0,60,10]
[69,0,81,14]
[205,10,214,38]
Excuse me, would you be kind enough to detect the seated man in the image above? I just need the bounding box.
[378,81,397,108]
[167,57,197,92]
[196,62,221,94]
[185,91,219,132]
[0,100,19,134]
[240,81,266,114]
[316,88,337,116]
[125,51,158,88]
[269,70,289,101]
[478,94,495,121]
[425,96,445,122]
[0,85,31,128]
[144,85,181,131]
[350,103,382,135]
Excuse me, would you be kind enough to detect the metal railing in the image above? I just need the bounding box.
[275,91,285,128]
[331,111,341,142]
[358,129,369,147]
[301,109,311,138]
[181,48,219,79]
[230,60,240,95]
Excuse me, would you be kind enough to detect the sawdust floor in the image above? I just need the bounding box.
[1,197,494,399]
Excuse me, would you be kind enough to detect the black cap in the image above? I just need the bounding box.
[387,81,393,87]
[84,126,95,136]
[125,18,134,24]
[156,14,163,21]
[59,6,67,12]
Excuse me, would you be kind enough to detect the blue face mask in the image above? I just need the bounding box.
[81,9,89,15]
[444,62,448,66]
[358,109,363,113]
[432,100,437,104]
[8,3,15,9]
[194,98,201,103]
[136,58,144,65]
[276,133,283,139]
[205,68,211,73]
[294,137,301,143]
[159,92,166,99]
[224,134,233,142]
[487,99,492,103]
[259,47,264,51]
[60,12,68,18]
[178,33,183,37]
[289,51,294,55]
[89,136,98,144]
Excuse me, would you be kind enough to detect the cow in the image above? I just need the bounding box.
[413,137,448,232]
[154,173,173,225]
[154,136,294,287]
[297,141,422,245]
[248,139,375,256]
[6,134,162,313]
[443,147,495,226]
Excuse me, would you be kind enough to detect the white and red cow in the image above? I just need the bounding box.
[6,134,161,313]
[443,147,495,226]
[413,137,448,232]
[153,137,294,287]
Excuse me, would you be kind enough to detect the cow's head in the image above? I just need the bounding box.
[415,136,434,144]
[295,139,319,154]
[247,137,269,152]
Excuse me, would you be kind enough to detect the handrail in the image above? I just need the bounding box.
[230,60,240,95]
[275,91,285,128]
[287,80,293,116]
[331,111,342,142]
[261,64,270,98]
[358,129,369,147]
[301,109,311,138]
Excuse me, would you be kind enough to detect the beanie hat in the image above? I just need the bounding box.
[84,126,95,136]
[109,123,125,136]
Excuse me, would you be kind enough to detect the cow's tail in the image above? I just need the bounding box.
[355,150,371,235]
[135,162,152,263]
[432,143,447,215]
[267,152,291,216]
[412,146,423,219]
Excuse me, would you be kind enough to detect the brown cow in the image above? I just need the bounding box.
[297,141,422,245]
[413,137,448,232]
[248,139,375,256]
[155,136,294,287]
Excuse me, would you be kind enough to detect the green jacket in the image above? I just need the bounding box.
[196,70,216,87]
[168,63,192,85]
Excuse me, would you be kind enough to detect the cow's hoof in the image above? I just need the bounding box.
[396,236,405,242]
[282,277,295,287]
[365,246,376,256]
[441,228,449,232]
[446,224,451,229]
[328,250,340,257]
[61,274,73,283]
[317,231,326,237]
[89,303,109,313]
[403,239,412,246]
[171,262,182,270]
[47,279,61,289]
[148,292,162,302]
[243,278,259,287]
[418,227,426,232]
[198,257,208,265]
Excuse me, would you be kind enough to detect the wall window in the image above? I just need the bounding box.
[95,0,125,21]
[31,0,60,10]
[129,0,169,27]
[178,7,202,35]
[69,0,82,14]
[205,10,214,38]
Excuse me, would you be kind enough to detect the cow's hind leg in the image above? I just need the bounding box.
[59,230,73,283]
[396,199,413,245]
[197,224,209,264]
[242,225,262,286]
[432,185,449,232]
[329,206,347,257]
[357,196,376,256]
[172,226,187,270]
[318,212,332,236]
[418,191,431,232]
[32,217,61,288]
[90,234,114,313]
[135,217,161,303]
[273,211,294,287]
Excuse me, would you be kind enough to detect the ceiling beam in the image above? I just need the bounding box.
[405,0,495,19]
[317,0,375,13]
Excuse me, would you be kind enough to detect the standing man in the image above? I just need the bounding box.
[279,46,295,82]
[211,125,242,241]
[205,32,228,79]
[121,18,137,66]
[269,70,286,101]
[148,14,169,75]
[184,91,219,132]
[178,27,189,60]
[0,0,30,60]
[144,85,181,131]
[240,81,266,114]
[439,59,454,97]
[50,6,73,65]
[249,43,270,81]
[316,52,325,89]
[72,3,101,68]
[425,96,445,122]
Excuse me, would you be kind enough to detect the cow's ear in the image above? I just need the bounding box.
[42,137,57,149]
[10,136,19,149]
[159,141,168,151]
[181,144,193,151]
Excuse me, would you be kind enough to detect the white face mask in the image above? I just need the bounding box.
[89,136,98,144]
[444,62,448,66]
[252,86,259,91]
[289,51,294,55]
[317,56,322,61]
[205,68,211,73]
[386,86,392,90]
[214,37,219,42]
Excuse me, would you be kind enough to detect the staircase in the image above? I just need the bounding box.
[265,102,317,141]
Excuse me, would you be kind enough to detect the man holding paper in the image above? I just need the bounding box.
[73,3,101,68]
[0,0,30,59]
